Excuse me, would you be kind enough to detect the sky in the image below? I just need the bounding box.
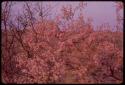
[6,1,124,30]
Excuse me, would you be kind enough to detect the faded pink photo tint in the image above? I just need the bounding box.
[1,1,123,84]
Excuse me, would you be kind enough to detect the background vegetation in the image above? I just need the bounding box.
[1,1,123,84]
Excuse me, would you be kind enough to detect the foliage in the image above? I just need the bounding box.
[1,1,123,84]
